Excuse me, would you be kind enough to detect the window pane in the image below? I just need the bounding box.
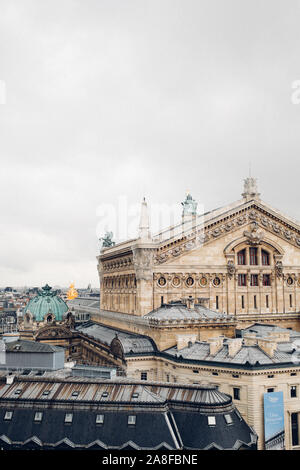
[237,249,246,265]
[292,413,299,446]
[249,248,258,265]
[128,415,136,425]
[262,250,270,265]
[250,274,258,286]
[208,416,216,426]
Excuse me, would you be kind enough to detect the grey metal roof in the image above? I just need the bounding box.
[239,323,300,340]
[145,303,231,321]
[164,337,297,366]
[67,297,99,309]
[4,340,64,354]
[76,322,156,354]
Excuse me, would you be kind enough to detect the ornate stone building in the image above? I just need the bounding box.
[18,284,79,360]
[97,179,300,335]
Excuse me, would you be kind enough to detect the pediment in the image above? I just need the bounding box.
[154,200,300,265]
[35,325,73,339]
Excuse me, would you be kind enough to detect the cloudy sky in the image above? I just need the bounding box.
[1,0,300,288]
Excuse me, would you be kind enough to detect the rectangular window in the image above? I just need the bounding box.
[96,414,104,424]
[141,372,147,381]
[34,412,43,422]
[64,413,73,424]
[291,386,297,398]
[208,416,216,426]
[254,295,257,309]
[216,296,219,310]
[224,414,233,425]
[267,388,274,393]
[290,294,293,308]
[250,274,258,286]
[237,249,246,265]
[238,274,247,286]
[292,413,299,446]
[249,247,258,265]
[262,250,270,266]
[128,415,136,425]
[266,295,269,309]
[233,388,240,400]
[4,411,13,421]
[241,295,245,309]
[263,274,271,286]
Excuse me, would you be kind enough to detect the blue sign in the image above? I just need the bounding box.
[264,391,285,450]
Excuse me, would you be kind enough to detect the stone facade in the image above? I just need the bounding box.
[98,183,300,335]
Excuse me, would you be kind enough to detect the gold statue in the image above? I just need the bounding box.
[67,283,78,300]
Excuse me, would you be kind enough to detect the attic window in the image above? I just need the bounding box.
[64,413,73,423]
[208,416,216,426]
[4,411,13,421]
[132,393,139,399]
[72,391,80,397]
[224,414,233,425]
[128,415,136,425]
[96,414,104,424]
[42,390,51,396]
[14,389,22,395]
[34,412,43,422]
[101,392,109,398]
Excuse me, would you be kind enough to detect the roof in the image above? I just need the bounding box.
[164,336,300,367]
[67,297,100,310]
[238,323,300,340]
[145,302,232,321]
[4,340,64,354]
[0,376,257,450]
[76,321,157,355]
[24,285,68,322]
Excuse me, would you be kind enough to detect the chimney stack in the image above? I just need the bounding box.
[208,337,224,356]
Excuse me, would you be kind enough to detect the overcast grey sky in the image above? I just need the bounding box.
[1,0,300,288]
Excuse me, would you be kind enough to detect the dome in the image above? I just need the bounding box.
[24,284,69,323]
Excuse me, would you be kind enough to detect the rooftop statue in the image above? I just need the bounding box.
[67,283,78,300]
[38,284,58,297]
[100,231,115,248]
[181,192,197,216]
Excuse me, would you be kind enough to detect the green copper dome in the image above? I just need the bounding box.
[24,284,69,322]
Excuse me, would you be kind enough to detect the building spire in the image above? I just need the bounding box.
[138,197,151,240]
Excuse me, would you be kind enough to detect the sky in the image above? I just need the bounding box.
[1,0,300,288]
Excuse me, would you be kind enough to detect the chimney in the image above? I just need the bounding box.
[186,296,195,310]
[257,338,277,358]
[177,334,197,351]
[208,337,224,356]
[227,339,243,358]
[267,331,290,343]
[243,333,257,346]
